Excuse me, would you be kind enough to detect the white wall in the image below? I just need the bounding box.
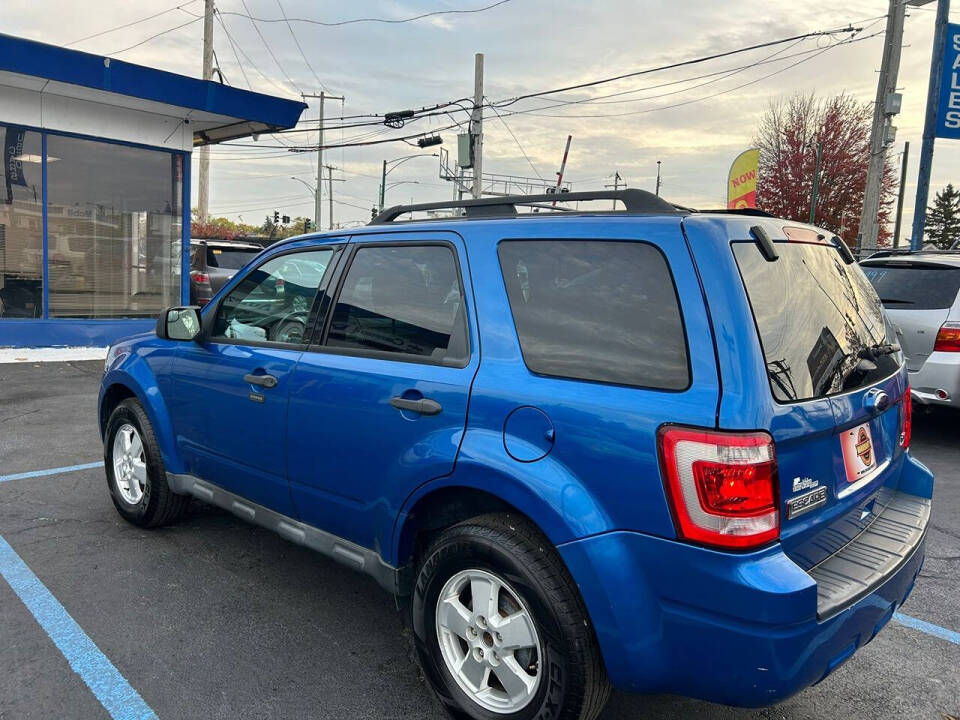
[0,76,193,152]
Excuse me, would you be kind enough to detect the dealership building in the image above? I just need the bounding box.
[0,33,305,347]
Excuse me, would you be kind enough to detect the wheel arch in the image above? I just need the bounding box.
[99,370,182,474]
[390,456,611,571]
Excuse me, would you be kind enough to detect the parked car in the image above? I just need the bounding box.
[189,238,262,305]
[99,191,932,720]
[861,249,960,408]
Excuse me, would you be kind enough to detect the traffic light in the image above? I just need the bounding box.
[282,215,290,224]
[303,218,311,233]
[417,134,443,148]
[273,210,279,224]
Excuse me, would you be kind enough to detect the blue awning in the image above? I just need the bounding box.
[0,33,306,145]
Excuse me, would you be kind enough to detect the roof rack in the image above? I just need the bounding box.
[368,188,682,225]
[866,247,960,259]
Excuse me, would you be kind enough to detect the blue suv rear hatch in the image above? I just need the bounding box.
[728,232,911,577]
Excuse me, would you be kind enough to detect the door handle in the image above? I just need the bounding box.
[390,396,442,416]
[244,373,278,389]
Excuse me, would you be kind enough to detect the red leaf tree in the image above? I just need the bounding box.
[754,93,897,247]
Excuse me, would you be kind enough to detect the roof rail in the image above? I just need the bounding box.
[697,208,775,218]
[368,188,682,225]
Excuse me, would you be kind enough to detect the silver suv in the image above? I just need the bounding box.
[861,250,960,407]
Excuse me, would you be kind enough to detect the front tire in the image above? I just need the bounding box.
[412,513,610,720]
[104,398,187,528]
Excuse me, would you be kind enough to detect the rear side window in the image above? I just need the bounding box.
[861,263,960,310]
[208,246,259,270]
[325,245,468,363]
[498,240,689,390]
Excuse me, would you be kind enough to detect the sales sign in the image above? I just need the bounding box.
[936,23,960,139]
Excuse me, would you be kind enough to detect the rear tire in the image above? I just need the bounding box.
[412,513,610,720]
[104,398,187,528]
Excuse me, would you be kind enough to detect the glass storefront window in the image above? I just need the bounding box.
[47,136,182,318]
[0,125,43,318]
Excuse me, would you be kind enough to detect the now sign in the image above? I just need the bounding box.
[936,23,960,139]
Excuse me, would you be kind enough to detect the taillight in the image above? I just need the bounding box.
[900,386,912,449]
[190,271,210,284]
[657,426,779,550]
[934,321,960,352]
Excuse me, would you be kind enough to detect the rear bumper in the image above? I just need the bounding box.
[910,350,960,406]
[559,463,932,706]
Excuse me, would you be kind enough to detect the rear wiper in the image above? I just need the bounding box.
[878,297,914,304]
[858,342,901,361]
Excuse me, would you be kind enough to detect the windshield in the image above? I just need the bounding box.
[208,247,259,270]
[733,241,902,403]
[861,262,960,310]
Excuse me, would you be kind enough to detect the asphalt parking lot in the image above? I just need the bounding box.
[0,359,958,719]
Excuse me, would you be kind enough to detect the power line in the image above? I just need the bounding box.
[108,15,203,55]
[65,0,201,46]
[238,0,301,94]
[215,9,297,97]
[486,98,544,180]
[217,0,514,27]
[486,24,863,110]
[497,29,883,120]
[276,0,328,91]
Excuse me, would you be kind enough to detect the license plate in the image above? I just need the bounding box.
[840,422,878,483]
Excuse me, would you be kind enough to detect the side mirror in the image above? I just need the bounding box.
[157,306,202,341]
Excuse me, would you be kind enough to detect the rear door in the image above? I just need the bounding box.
[861,260,960,370]
[284,232,478,549]
[728,237,906,568]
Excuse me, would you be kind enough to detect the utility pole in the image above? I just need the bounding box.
[379,160,387,212]
[302,91,344,231]
[322,165,345,230]
[809,140,823,224]
[196,0,215,222]
[911,0,951,250]
[471,53,484,199]
[605,171,623,208]
[655,161,662,196]
[894,141,910,246]
[859,0,907,255]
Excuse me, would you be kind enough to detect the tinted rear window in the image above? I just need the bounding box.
[733,242,901,403]
[861,262,960,310]
[498,240,689,390]
[208,247,259,270]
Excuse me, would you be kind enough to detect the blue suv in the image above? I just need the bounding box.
[99,190,932,720]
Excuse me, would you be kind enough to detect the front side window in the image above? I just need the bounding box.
[46,135,182,318]
[498,240,690,390]
[325,244,468,363]
[212,249,334,345]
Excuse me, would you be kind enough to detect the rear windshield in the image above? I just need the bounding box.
[860,262,960,310]
[207,247,259,270]
[733,242,901,403]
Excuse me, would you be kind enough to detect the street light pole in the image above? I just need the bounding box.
[378,154,438,211]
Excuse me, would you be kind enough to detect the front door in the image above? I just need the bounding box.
[169,244,340,515]
[285,233,478,550]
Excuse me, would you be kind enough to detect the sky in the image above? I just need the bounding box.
[4,0,960,237]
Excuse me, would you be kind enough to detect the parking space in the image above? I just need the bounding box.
[1,360,958,719]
